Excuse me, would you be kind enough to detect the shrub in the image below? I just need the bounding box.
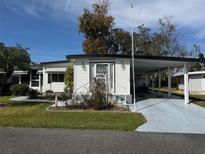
[72,79,111,110]
[58,92,70,101]
[10,84,29,96]
[64,65,73,97]
[87,79,107,110]
[45,90,55,99]
[28,89,40,99]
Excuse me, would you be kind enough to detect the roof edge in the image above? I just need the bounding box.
[40,60,69,65]
[66,54,200,62]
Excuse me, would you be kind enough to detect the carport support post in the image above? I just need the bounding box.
[19,75,21,84]
[168,67,172,97]
[184,64,189,104]
[151,75,154,91]
[158,69,161,95]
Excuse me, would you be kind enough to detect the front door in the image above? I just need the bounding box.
[90,63,114,93]
[96,64,108,89]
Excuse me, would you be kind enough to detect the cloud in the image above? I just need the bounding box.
[3,0,205,25]
[3,0,205,40]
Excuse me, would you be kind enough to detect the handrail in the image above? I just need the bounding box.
[73,82,89,95]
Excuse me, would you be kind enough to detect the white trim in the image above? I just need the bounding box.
[188,71,205,75]
[168,67,172,97]
[158,69,161,95]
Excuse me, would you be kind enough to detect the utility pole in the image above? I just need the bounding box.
[131,3,136,111]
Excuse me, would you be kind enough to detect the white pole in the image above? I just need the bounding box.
[168,67,172,97]
[184,64,189,104]
[158,69,161,95]
[131,4,136,110]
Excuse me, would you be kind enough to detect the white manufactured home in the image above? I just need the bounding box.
[5,54,199,104]
[67,54,199,104]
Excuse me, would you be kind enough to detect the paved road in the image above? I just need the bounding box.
[0,128,205,154]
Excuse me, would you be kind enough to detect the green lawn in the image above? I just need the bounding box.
[154,87,205,100]
[153,87,205,108]
[0,96,146,131]
[193,101,205,108]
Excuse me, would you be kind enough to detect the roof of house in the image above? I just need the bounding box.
[174,71,205,77]
[66,54,200,62]
[40,60,69,65]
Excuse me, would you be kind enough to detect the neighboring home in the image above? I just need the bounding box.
[174,71,205,94]
[2,60,70,93]
[40,60,70,92]
[67,54,199,104]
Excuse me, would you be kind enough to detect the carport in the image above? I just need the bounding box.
[133,56,199,104]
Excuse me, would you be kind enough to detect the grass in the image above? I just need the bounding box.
[193,101,205,108]
[0,96,146,131]
[154,87,205,100]
[153,87,205,108]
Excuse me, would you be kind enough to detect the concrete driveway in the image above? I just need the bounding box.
[130,97,205,134]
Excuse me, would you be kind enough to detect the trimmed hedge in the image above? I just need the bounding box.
[10,84,29,96]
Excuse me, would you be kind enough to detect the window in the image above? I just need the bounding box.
[52,74,58,82]
[48,73,64,83]
[59,74,64,82]
[31,81,39,87]
[48,74,51,83]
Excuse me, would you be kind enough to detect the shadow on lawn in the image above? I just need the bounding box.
[9,101,51,107]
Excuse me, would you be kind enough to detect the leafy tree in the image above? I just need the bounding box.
[79,0,114,54]
[189,52,205,71]
[134,24,153,55]
[64,65,74,97]
[0,42,30,95]
[110,28,131,55]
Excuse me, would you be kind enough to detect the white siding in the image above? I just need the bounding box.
[73,59,90,94]
[190,75,202,92]
[115,58,130,95]
[178,75,205,92]
[42,62,69,92]
[73,58,130,95]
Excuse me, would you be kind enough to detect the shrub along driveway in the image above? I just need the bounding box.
[0,96,145,131]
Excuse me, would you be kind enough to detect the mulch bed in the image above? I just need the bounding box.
[47,105,130,113]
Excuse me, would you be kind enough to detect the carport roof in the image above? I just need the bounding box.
[67,54,200,73]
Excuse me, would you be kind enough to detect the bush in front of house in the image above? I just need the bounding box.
[10,84,29,96]
[58,92,70,101]
[28,89,41,99]
[69,79,112,110]
[45,90,55,100]
[87,79,109,110]
[64,65,73,97]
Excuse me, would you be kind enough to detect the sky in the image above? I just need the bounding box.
[0,0,205,63]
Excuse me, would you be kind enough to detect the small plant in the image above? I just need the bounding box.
[45,90,55,99]
[10,84,29,96]
[58,92,69,101]
[28,89,40,99]
[64,65,73,97]
[71,79,111,110]
[87,79,108,110]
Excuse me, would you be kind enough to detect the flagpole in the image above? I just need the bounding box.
[131,3,136,111]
